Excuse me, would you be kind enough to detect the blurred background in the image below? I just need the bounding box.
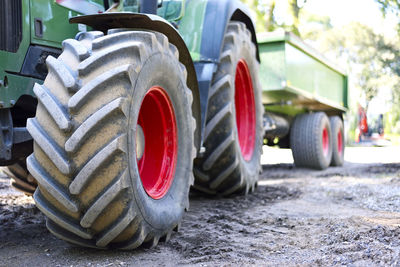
[241,0,400,146]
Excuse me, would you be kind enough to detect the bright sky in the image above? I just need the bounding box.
[304,0,398,38]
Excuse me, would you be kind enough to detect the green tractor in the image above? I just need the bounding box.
[1,0,347,250]
[1,0,263,249]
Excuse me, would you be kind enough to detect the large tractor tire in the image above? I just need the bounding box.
[290,112,332,170]
[26,30,195,249]
[329,116,345,166]
[193,22,263,195]
[4,160,37,195]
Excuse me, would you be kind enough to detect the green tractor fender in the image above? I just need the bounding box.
[70,12,202,152]
[199,0,260,63]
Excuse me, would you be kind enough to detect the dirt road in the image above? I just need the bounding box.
[1,147,399,266]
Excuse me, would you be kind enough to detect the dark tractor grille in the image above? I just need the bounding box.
[0,0,23,53]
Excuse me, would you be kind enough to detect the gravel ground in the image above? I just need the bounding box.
[0,147,399,266]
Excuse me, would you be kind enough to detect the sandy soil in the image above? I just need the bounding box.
[1,147,399,266]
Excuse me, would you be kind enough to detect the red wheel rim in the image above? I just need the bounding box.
[322,127,329,157]
[137,86,177,200]
[337,130,343,154]
[235,59,256,161]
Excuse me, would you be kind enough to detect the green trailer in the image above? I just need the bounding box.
[258,32,348,169]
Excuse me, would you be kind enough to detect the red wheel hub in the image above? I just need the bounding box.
[137,86,177,199]
[322,127,329,157]
[337,130,343,154]
[234,59,256,161]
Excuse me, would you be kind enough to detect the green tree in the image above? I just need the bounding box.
[375,0,400,132]
[376,0,400,25]
[299,11,333,40]
[240,0,275,32]
[240,0,306,35]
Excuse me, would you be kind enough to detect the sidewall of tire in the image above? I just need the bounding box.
[128,52,193,231]
[330,116,345,166]
[318,115,333,169]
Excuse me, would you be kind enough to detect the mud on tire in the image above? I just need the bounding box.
[27,30,195,249]
[290,112,332,170]
[193,22,263,196]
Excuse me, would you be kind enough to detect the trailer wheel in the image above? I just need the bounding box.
[193,22,263,195]
[4,160,37,195]
[329,116,345,166]
[290,112,332,170]
[26,30,195,249]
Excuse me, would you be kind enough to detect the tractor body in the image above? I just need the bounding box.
[0,0,257,163]
[1,0,347,249]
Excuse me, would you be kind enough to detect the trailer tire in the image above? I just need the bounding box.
[4,160,37,195]
[329,116,345,166]
[193,22,263,195]
[291,112,332,170]
[27,30,195,249]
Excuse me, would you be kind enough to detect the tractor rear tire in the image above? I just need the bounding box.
[4,160,37,195]
[27,30,195,249]
[193,22,263,195]
[330,116,345,166]
[290,112,332,170]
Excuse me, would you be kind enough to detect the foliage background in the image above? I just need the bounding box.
[240,0,400,141]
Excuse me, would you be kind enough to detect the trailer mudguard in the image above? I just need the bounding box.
[69,13,201,152]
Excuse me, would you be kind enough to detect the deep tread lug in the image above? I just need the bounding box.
[78,42,146,76]
[203,132,234,171]
[193,168,209,183]
[33,83,71,131]
[47,220,99,249]
[65,97,128,153]
[160,231,172,243]
[27,119,71,175]
[210,157,239,190]
[96,205,136,247]
[208,75,232,100]
[68,64,134,112]
[143,236,160,249]
[34,190,92,239]
[27,155,78,213]
[204,103,232,141]
[120,224,147,250]
[46,56,80,92]
[192,184,217,195]
[92,31,157,51]
[62,39,90,61]
[69,134,127,195]
[80,169,130,228]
